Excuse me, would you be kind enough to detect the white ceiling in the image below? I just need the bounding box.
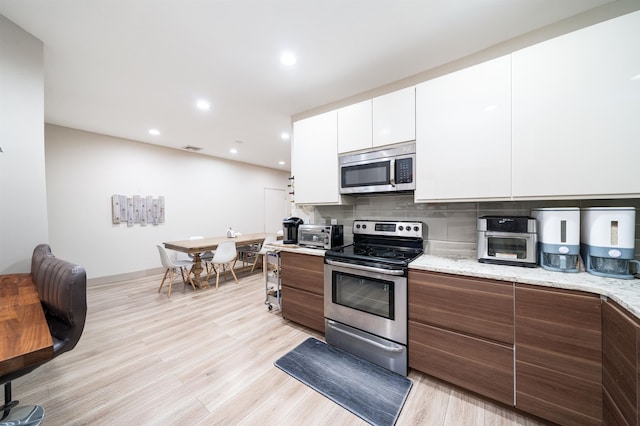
[0,0,615,171]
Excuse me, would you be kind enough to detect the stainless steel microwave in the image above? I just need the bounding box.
[339,143,415,194]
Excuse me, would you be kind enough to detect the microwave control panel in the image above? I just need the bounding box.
[395,157,413,184]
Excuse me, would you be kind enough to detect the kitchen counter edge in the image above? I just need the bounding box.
[410,254,640,319]
[263,242,326,257]
[262,243,640,320]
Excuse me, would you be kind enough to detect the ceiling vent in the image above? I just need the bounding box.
[182,145,203,152]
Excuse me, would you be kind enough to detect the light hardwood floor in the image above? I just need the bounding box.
[12,268,548,425]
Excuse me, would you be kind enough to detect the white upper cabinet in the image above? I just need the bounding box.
[512,11,640,199]
[373,87,416,147]
[337,100,372,154]
[292,110,343,205]
[415,55,512,202]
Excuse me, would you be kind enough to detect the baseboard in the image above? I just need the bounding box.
[88,267,164,286]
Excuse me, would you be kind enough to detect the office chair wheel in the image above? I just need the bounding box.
[0,404,44,426]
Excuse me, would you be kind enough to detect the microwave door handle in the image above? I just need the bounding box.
[389,160,396,187]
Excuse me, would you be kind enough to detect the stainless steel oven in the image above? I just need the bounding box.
[324,220,424,376]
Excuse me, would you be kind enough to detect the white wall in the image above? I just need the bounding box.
[45,124,289,280]
[0,15,48,274]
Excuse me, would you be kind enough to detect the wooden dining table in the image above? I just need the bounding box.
[163,233,273,289]
[0,274,53,377]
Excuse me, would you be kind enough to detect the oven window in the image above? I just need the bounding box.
[487,237,527,259]
[332,271,394,320]
[341,162,390,188]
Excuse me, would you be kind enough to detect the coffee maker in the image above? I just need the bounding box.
[580,207,639,279]
[531,208,580,273]
[282,217,304,244]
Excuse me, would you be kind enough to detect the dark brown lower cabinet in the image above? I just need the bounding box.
[602,299,638,425]
[515,284,602,426]
[409,321,514,405]
[279,252,324,333]
[408,270,515,406]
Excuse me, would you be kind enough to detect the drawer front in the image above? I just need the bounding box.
[515,284,602,425]
[409,270,514,344]
[516,361,602,426]
[516,285,602,381]
[281,285,324,333]
[280,252,324,296]
[409,320,514,406]
[602,300,638,425]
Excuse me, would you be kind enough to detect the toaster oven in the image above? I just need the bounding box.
[298,225,344,249]
[477,216,537,267]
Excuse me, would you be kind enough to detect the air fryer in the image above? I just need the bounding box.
[282,217,304,244]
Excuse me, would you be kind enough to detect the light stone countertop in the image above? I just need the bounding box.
[264,241,640,320]
[263,241,326,257]
[410,254,640,319]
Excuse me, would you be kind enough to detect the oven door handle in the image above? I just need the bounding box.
[326,320,404,353]
[325,259,405,276]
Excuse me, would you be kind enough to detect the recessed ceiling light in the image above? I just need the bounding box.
[230,148,238,154]
[278,161,285,165]
[196,100,210,110]
[280,132,290,140]
[149,128,160,136]
[280,52,297,66]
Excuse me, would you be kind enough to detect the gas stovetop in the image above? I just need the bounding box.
[325,220,424,268]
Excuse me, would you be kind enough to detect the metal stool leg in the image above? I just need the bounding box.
[1,383,45,426]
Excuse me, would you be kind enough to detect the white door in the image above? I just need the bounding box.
[264,188,287,234]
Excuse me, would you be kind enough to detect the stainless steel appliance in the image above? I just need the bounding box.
[531,208,580,272]
[324,219,424,376]
[581,207,639,279]
[477,216,537,267]
[297,224,344,249]
[282,217,303,244]
[339,143,415,194]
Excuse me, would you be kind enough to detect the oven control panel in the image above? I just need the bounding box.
[353,220,423,238]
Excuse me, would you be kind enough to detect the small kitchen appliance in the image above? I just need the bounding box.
[338,142,415,195]
[324,219,425,376]
[282,217,303,245]
[580,207,639,279]
[531,208,580,273]
[297,224,344,249]
[477,216,537,267]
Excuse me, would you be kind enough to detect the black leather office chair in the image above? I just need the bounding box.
[1,244,87,425]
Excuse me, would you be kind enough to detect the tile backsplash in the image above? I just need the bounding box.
[309,195,640,260]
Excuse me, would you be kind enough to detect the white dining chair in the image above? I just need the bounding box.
[250,234,278,274]
[206,240,239,289]
[157,245,195,297]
